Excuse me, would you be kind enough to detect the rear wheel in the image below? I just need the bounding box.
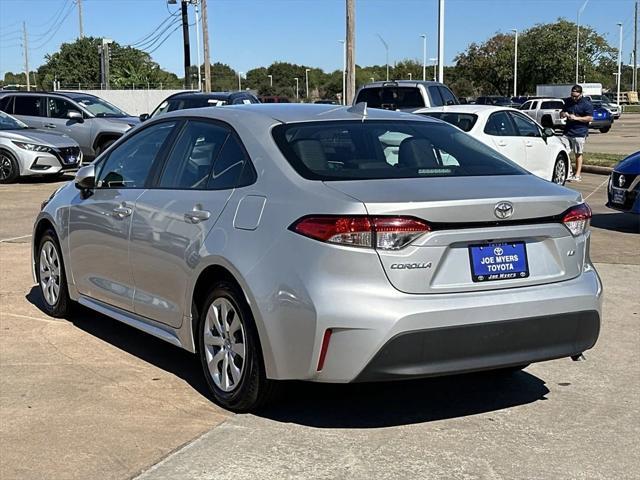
[95,139,116,156]
[599,126,611,133]
[198,281,278,412]
[36,230,71,318]
[0,150,19,184]
[552,155,568,185]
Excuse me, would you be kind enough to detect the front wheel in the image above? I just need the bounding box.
[599,126,611,133]
[36,230,72,318]
[198,281,279,412]
[0,150,19,184]
[552,155,568,185]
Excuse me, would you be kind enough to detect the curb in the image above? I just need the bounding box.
[582,165,613,175]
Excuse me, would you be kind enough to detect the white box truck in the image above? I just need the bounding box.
[536,83,602,98]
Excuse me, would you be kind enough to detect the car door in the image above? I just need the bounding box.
[67,120,178,312]
[11,95,46,128]
[482,110,525,165]
[129,119,255,327]
[45,96,94,157]
[509,111,550,180]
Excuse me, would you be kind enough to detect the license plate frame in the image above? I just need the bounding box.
[612,187,626,205]
[468,241,529,283]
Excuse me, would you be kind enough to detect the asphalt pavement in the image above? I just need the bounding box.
[0,172,638,480]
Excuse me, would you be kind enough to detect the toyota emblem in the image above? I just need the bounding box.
[618,175,626,188]
[494,202,514,219]
[494,247,504,256]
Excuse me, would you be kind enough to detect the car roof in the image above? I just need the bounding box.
[0,90,99,101]
[415,105,519,115]
[358,80,448,88]
[159,103,441,125]
[165,91,250,101]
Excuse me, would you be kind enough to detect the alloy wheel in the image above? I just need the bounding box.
[554,159,567,184]
[39,240,61,306]
[203,297,246,392]
[0,154,13,181]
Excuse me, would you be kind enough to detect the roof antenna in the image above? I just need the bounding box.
[347,101,368,120]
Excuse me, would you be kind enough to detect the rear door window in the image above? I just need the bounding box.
[13,96,43,116]
[47,97,79,119]
[420,113,478,132]
[510,112,541,137]
[0,96,13,113]
[427,86,444,106]
[484,111,518,136]
[207,134,255,190]
[540,101,564,110]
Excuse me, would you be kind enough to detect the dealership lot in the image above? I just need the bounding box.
[1,171,639,479]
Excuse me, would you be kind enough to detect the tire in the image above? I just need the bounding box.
[35,230,72,318]
[95,139,116,156]
[198,281,278,412]
[599,126,611,133]
[0,150,20,184]
[551,155,568,185]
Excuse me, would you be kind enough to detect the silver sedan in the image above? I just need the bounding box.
[32,104,602,411]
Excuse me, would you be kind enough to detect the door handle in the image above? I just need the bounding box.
[112,206,133,218]
[525,141,533,147]
[184,208,211,224]
[44,123,56,128]
[497,140,507,146]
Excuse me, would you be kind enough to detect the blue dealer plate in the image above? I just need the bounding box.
[469,242,529,282]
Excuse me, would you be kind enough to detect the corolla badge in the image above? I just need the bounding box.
[494,201,514,219]
[618,175,626,188]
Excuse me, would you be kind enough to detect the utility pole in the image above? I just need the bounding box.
[437,0,445,83]
[339,40,346,104]
[345,0,356,105]
[23,22,30,91]
[78,0,84,38]
[617,22,623,105]
[634,1,638,92]
[193,0,202,90]
[201,0,211,92]
[102,39,112,89]
[180,0,192,89]
[512,29,518,98]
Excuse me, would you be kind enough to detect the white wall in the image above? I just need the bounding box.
[61,89,193,116]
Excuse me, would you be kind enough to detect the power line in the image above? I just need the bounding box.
[30,0,71,33]
[30,0,75,40]
[129,12,179,47]
[29,1,76,51]
[129,16,181,51]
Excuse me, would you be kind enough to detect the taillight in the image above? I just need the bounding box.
[291,215,431,250]
[561,203,591,236]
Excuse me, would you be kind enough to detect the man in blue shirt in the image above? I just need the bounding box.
[561,85,594,182]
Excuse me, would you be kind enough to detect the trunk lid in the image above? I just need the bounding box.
[325,175,587,294]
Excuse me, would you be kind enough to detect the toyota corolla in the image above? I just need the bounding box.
[32,104,602,411]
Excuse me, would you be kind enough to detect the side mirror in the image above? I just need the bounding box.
[75,164,96,190]
[67,110,84,122]
[543,127,555,137]
[139,113,149,122]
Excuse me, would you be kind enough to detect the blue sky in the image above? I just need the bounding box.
[0,0,637,78]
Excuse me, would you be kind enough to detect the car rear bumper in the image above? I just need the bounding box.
[354,310,599,382]
[589,119,612,129]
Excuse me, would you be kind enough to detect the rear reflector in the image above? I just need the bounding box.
[291,216,431,250]
[561,203,592,236]
[317,329,332,371]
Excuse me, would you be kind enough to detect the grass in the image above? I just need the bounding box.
[582,152,625,168]
[622,105,640,113]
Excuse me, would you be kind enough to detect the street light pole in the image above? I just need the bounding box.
[430,58,437,81]
[267,74,273,87]
[408,72,412,80]
[576,0,590,84]
[238,71,243,91]
[305,68,310,99]
[420,34,427,81]
[512,28,518,98]
[617,22,623,106]
[437,0,445,83]
[294,77,299,101]
[339,40,346,104]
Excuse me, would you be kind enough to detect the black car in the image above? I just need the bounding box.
[141,91,260,121]
[607,151,640,214]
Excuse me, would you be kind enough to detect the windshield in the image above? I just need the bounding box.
[74,96,128,117]
[420,112,478,132]
[273,120,526,181]
[541,101,564,109]
[0,110,28,130]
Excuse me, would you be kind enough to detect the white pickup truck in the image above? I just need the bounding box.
[519,98,566,129]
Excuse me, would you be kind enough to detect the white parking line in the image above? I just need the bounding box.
[0,234,32,243]
[584,177,610,201]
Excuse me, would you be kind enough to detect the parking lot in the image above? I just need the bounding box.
[1,169,639,479]
[585,113,640,155]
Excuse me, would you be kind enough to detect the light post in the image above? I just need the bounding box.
[512,28,518,98]
[294,77,299,101]
[339,40,346,105]
[305,68,310,99]
[408,72,412,80]
[617,22,623,106]
[267,74,273,87]
[420,34,427,81]
[430,58,437,81]
[376,34,389,81]
[576,0,590,84]
[238,71,243,91]
[370,77,375,83]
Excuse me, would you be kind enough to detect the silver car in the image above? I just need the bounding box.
[33,104,602,411]
[0,111,81,183]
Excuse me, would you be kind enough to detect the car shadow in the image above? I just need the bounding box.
[591,212,640,234]
[17,173,75,184]
[25,286,211,398]
[26,286,551,428]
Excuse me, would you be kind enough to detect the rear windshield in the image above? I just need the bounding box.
[355,87,425,110]
[540,101,564,109]
[420,112,478,132]
[272,120,526,181]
